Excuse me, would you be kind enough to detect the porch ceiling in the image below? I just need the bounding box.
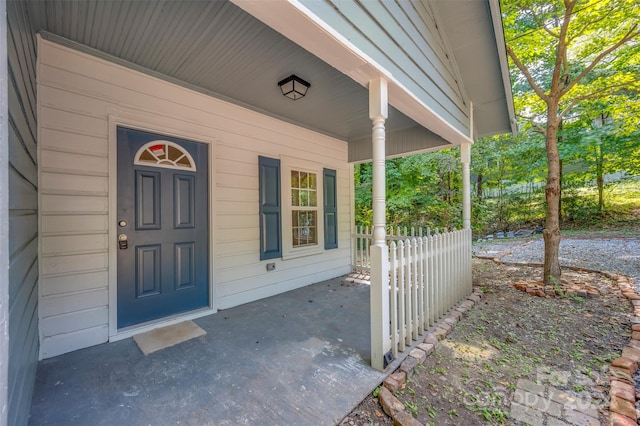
[28,0,439,151]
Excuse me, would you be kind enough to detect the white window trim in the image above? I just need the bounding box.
[281,156,324,260]
[133,140,197,171]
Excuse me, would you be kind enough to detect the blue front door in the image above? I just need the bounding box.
[117,127,209,328]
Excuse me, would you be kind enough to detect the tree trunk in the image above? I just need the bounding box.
[558,159,563,223]
[596,144,604,213]
[477,173,483,202]
[557,119,563,223]
[543,107,562,285]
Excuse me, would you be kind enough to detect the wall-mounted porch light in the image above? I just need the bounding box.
[278,75,310,100]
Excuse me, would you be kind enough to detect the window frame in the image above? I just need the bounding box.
[281,156,324,259]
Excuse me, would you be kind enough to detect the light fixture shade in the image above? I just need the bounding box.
[278,75,310,100]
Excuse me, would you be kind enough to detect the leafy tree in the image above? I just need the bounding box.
[502,0,640,284]
[560,95,640,214]
[354,151,463,230]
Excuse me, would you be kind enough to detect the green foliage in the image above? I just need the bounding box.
[354,0,640,236]
[502,0,640,122]
[354,144,639,235]
[354,150,463,230]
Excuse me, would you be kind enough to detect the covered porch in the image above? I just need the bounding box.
[4,0,515,424]
[29,275,387,425]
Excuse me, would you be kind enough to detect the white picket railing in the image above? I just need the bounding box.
[352,226,472,358]
[352,226,428,272]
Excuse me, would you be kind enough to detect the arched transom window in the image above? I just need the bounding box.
[134,140,196,171]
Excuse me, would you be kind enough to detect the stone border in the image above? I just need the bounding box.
[476,256,639,426]
[605,273,638,426]
[372,288,485,426]
[512,279,600,298]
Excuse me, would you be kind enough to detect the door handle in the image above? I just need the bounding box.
[118,234,128,249]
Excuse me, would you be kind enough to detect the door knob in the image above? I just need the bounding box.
[118,234,128,249]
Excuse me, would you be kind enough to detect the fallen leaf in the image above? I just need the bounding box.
[375,410,384,418]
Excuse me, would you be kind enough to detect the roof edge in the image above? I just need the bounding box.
[488,0,517,136]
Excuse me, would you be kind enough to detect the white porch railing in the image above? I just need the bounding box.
[352,226,472,358]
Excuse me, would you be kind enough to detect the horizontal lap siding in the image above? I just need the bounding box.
[38,39,351,354]
[215,144,352,309]
[7,1,39,425]
[38,69,109,357]
[300,0,469,135]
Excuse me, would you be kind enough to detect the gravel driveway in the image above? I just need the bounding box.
[473,236,640,289]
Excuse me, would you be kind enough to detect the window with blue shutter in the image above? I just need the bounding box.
[323,168,338,249]
[259,156,282,260]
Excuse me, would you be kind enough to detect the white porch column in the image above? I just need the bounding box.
[461,142,471,230]
[369,77,390,371]
[462,102,473,230]
[462,103,474,295]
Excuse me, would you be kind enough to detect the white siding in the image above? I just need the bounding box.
[299,0,469,135]
[38,38,352,358]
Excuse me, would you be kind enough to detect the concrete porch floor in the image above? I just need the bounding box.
[29,275,386,425]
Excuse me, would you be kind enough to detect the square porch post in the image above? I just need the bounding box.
[369,77,390,371]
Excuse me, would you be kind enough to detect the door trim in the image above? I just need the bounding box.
[107,112,217,340]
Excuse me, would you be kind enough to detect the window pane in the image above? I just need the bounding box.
[309,173,316,190]
[303,211,315,226]
[291,189,299,207]
[139,150,155,163]
[168,145,181,161]
[291,171,299,189]
[292,211,317,247]
[300,171,308,189]
[309,190,316,206]
[176,155,192,167]
[300,190,308,206]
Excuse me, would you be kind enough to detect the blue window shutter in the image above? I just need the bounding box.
[323,168,338,249]
[259,156,282,260]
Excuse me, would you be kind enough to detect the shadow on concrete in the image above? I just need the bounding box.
[29,275,386,425]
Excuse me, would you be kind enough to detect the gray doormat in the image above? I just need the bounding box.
[133,320,206,355]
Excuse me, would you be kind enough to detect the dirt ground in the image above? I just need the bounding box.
[340,259,631,425]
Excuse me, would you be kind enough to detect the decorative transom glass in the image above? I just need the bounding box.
[134,140,196,171]
[291,170,317,247]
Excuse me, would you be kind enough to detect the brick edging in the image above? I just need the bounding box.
[606,273,639,426]
[361,258,639,425]
[371,289,486,426]
[477,255,639,425]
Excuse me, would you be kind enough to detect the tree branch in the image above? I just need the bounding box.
[515,111,546,134]
[506,46,549,102]
[558,83,637,118]
[569,14,608,43]
[550,0,576,97]
[560,24,640,97]
[529,6,560,38]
